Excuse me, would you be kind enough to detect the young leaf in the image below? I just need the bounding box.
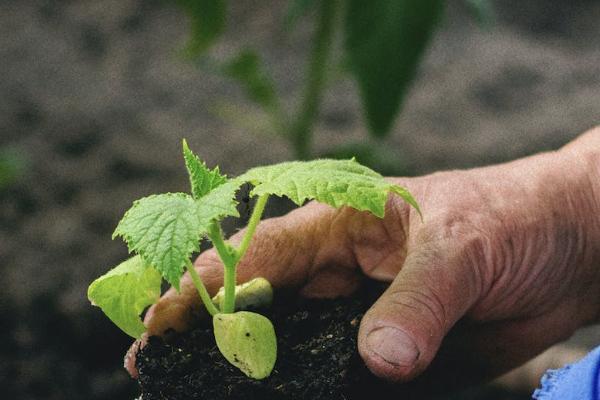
[88,256,161,339]
[178,0,227,57]
[213,311,277,379]
[113,193,205,289]
[113,184,241,289]
[183,139,228,199]
[344,0,444,137]
[239,159,420,218]
[196,179,241,224]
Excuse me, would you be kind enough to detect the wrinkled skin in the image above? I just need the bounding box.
[126,128,600,394]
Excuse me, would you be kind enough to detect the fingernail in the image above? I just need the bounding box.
[366,327,419,367]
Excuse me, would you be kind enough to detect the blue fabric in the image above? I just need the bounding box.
[532,345,600,400]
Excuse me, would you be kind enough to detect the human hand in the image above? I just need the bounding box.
[126,128,600,393]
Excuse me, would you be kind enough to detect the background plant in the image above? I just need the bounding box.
[178,0,443,169]
[175,0,491,173]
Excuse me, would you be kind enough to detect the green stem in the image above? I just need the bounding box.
[208,222,237,314]
[221,194,269,313]
[186,259,219,316]
[208,222,236,268]
[206,195,269,314]
[235,194,269,264]
[289,0,338,159]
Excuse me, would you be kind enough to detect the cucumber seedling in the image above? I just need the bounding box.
[88,140,420,379]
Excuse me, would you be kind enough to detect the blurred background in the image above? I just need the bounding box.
[1,0,599,399]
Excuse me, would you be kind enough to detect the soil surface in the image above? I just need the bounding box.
[136,284,529,400]
[137,291,375,400]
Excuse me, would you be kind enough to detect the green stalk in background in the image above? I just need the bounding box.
[288,0,338,159]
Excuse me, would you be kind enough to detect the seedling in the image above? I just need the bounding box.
[88,140,420,379]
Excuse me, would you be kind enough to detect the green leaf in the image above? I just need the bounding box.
[178,0,227,56]
[390,185,421,217]
[183,139,228,199]
[239,159,420,218]
[344,0,443,137]
[113,184,241,289]
[213,311,277,379]
[182,140,241,223]
[113,193,204,289]
[197,179,241,224]
[88,256,161,338]
[222,50,278,111]
[320,140,412,176]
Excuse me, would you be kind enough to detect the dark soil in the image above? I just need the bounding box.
[137,287,380,400]
[136,284,529,400]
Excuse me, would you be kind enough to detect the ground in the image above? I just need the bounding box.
[1,0,599,399]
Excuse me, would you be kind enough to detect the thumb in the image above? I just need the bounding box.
[358,239,479,382]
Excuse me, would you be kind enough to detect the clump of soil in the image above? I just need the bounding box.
[136,285,387,400]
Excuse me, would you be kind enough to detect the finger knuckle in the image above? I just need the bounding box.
[387,287,447,333]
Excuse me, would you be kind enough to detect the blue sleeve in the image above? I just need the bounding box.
[532,345,600,400]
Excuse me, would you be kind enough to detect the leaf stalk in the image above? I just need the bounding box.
[235,194,269,264]
[186,259,219,316]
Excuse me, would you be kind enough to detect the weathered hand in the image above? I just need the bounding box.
[126,128,600,393]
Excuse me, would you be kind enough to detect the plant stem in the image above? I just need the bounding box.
[207,222,237,314]
[215,194,269,313]
[186,259,219,316]
[208,222,236,268]
[289,0,338,159]
[235,194,269,264]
